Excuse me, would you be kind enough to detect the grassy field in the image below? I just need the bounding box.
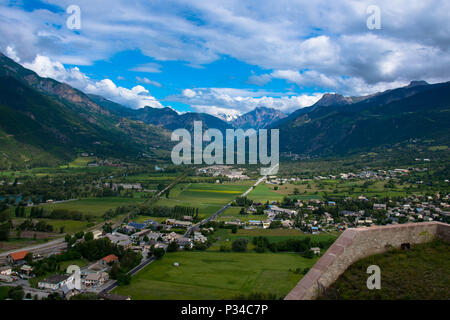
[215,206,268,223]
[208,228,339,251]
[156,182,254,218]
[65,157,96,168]
[39,197,145,217]
[0,286,9,300]
[247,184,285,202]
[113,250,316,300]
[319,239,450,300]
[247,180,414,201]
[59,258,89,272]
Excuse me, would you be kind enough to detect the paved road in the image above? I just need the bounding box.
[99,256,156,294]
[184,173,269,236]
[155,172,188,197]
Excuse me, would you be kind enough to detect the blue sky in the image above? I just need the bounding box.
[1,0,449,118]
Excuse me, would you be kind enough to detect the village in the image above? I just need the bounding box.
[0,162,449,300]
[1,184,448,300]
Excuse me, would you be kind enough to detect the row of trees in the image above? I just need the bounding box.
[102,203,199,221]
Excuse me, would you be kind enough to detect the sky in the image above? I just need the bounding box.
[1,0,449,119]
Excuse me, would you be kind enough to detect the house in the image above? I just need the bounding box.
[310,226,319,234]
[0,265,12,276]
[247,206,257,214]
[225,221,242,226]
[193,232,207,243]
[263,220,271,229]
[183,216,193,221]
[154,243,168,250]
[105,233,132,249]
[20,265,33,276]
[121,225,136,234]
[38,274,75,291]
[100,254,119,266]
[248,220,262,226]
[281,220,294,228]
[267,205,297,215]
[61,285,81,300]
[128,222,146,230]
[0,274,14,283]
[144,219,159,226]
[131,229,151,241]
[92,230,103,240]
[165,219,192,228]
[146,232,164,244]
[373,204,387,210]
[177,237,193,249]
[310,247,321,255]
[84,272,109,286]
[7,250,28,265]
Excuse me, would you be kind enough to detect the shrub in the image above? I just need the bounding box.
[232,238,248,252]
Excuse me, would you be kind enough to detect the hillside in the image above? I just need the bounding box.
[318,239,450,300]
[275,81,450,157]
[232,107,287,129]
[90,95,232,132]
[0,53,171,168]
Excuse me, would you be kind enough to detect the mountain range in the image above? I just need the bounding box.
[0,51,449,168]
[273,80,450,157]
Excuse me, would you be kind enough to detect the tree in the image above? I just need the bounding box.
[0,222,11,241]
[25,252,33,265]
[103,223,113,233]
[117,273,131,286]
[152,247,165,259]
[84,232,94,241]
[167,241,179,252]
[232,238,248,252]
[74,231,84,239]
[110,262,121,280]
[303,249,315,259]
[8,286,24,300]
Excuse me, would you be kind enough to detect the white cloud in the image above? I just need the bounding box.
[130,63,162,73]
[172,87,322,117]
[182,89,197,98]
[23,54,163,109]
[5,46,20,62]
[1,0,449,93]
[136,76,162,87]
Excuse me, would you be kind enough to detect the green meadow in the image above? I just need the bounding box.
[39,197,145,217]
[113,250,316,300]
[247,184,285,202]
[215,206,268,223]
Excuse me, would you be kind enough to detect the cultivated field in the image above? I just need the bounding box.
[113,250,316,300]
[39,197,145,217]
[156,182,254,218]
[215,206,268,223]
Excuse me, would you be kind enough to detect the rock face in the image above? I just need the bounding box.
[232,107,287,129]
[313,93,355,107]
